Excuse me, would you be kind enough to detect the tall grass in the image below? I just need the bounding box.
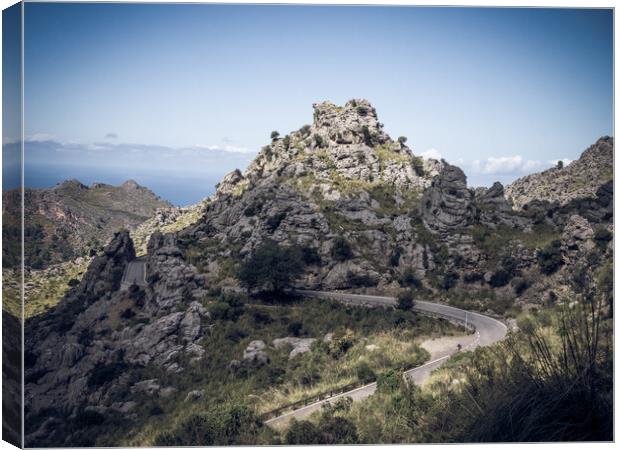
[332,259,612,443]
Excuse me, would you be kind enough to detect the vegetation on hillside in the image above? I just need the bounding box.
[95,294,465,446]
[280,254,613,443]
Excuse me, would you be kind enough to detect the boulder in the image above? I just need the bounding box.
[272,337,317,359]
[184,390,204,402]
[243,340,269,365]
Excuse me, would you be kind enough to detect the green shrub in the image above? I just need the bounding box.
[319,416,359,444]
[331,237,353,261]
[513,278,531,296]
[463,271,484,284]
[397,289,415,310]
[398,136,407,145]
[441,270,459,290]
[301,246,321,265]
[285,420,324,444]
[400,268,422,289]
[356,362,376,383]
[361,125,372,145]
[287,321,304,337]
[313,134,325,148]
[389,247,402,267]
[593,227,612,250]
[270,130,280,140]
[489,269,511,288]
[243,204,257,217]
[209,294,245,321]
[237,241,304,294]
[537,240,564,275]
[266,212,286,232]
[299,124,311,136]
[328,329,355,358]
[376,369,402,394]
[412,157,425,176]
[154,405,262,446]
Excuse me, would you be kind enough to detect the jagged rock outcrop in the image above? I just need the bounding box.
[506,136,614,210]
[145,232,207,312]
[131,202,207,255]
[474,182,533,230]
[179,99,441,290]
[421,162,474,233]
[24,231,211,447]
[561,215,595,255]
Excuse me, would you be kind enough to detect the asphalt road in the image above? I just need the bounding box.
[265,290,507,428]
[121,258,147,289]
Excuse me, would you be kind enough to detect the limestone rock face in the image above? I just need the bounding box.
[312,99,390,147]
[474,182,532,230]
[478,182,511,211]
[146,232,206,312]
[506,136,614,209]
[75,230,136,302]
[561,215,595,254]
[421,162,474,233]
[215,169,245,198]
[24,231,211,446]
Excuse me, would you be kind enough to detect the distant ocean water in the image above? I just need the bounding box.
[14,163,220,206]
[4,162,525,206]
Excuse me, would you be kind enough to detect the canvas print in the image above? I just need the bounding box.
[1,2,614,447]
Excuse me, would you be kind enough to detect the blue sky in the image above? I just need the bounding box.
[6,4,614,205]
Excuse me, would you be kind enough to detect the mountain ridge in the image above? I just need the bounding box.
[22,99,613,446]
[3,179,171,269]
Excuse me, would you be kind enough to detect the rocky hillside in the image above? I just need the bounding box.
[505,136,613,209]
[131,201,207,255]
[3,179,171,269]
[172,100,612,306]
[179,99,448,290]
[23,99,613,446]
[25,230,209,446]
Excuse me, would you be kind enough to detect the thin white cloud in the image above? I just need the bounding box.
[420,148,442,160]
[469,155,546,175]
[27,133,55,142]
[193,144,255,154]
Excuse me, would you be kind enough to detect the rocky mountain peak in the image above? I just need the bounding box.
[121,179,141,189]
[214,99,430,201]
[311,98,389,147]
[55,179,88,191]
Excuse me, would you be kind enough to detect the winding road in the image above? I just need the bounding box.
[265,290,508,428]
[119,262,508,428]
